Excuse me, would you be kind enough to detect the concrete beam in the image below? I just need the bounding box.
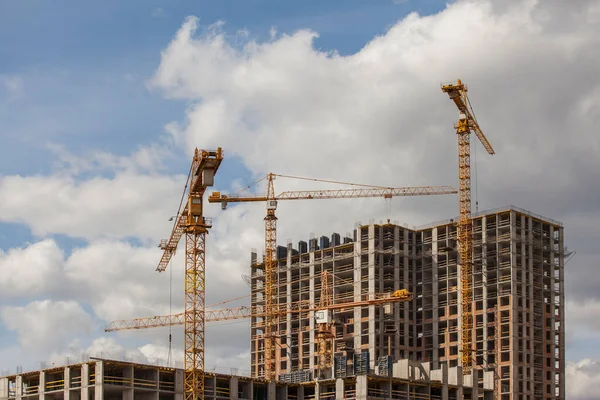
[393,360,410,379]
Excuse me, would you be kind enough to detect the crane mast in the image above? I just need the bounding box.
[264,174,278,381]
[316,270,334,378]
[184,148,223,400]
[441,80,494,376]
[141,147,223,400]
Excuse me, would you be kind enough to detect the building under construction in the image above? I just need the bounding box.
[0,357,493,399]
[0,204,562,400]
[250,206,565,400]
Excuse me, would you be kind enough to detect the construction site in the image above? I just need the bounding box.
[0,80,566,400]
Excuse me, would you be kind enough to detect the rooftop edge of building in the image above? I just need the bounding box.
[414,204,563,230]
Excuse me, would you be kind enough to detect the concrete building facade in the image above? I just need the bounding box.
[250,206,565,400]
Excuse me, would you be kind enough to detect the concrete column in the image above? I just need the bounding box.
[482,215,489,362]
[94,361,104,399]
[1,377,8,400]
[229,377,239,400]
[335,378,344,400]
[393,226,401,360]
[63,366,70,400]
[38,371,45,400]
[556,225,566,400]
[275,383,288,400]
[432,227,440,368]
[15,376,23,400]
[206,376,216,398]
[291,385,302,400]
[382,380,391,398]
[368,223,375,296]
[247,381,254,400]
[174,369,184,400]
[441,363,449,400]
[559,226,566,400]
[355,375,368,400]
[81,364,89,400]
[152,368,159,400]
[470,369,479,399]
[309,247,316,372]
[123,365,133,400]
[549,224,557,398]
[353,234,362,353]
[286,243,293,373]
[0,377,9,400]
[367,225,377,370]
[455,366,463,399]
[123,389,134,400]
[406,227,413,361]
[266,381,276,400]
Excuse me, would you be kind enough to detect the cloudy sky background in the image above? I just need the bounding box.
[1,0,599,398]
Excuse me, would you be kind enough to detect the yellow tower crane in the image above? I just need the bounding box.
[153,147,223,400]
[441,79,495,375]
[207,173,457,380]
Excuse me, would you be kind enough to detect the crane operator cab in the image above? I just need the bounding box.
[188,196,203,225]
[315,310,332,325]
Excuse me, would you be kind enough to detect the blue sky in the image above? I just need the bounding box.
[0,0,448,251]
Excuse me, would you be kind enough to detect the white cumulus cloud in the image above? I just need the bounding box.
[567,359,600,400]
[1,300,93,352]
[0,239,64,298]
[0,169,182,243]
[64,240,183,322]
